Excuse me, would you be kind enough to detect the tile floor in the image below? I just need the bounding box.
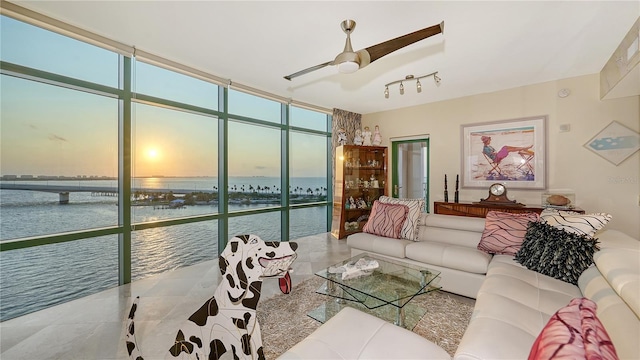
[0,233,352,360]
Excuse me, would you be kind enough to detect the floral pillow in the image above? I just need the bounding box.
[378,196,425,241]
[540,209,611,237]
[477,211,540,255]
[362,201,409,239]
[528,298,618,360]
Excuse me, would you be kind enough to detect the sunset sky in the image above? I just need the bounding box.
[0,16,327,179]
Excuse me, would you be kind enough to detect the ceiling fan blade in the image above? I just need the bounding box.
[284,61,333,81]
[361,21,444,64]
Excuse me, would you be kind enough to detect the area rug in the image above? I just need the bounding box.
[257,276,474,359]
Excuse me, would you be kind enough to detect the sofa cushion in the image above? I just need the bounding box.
[593,247,640,319]
[484,255,583,316]
[346,232,412,259]
[362,201,408,239]
[405,241,492,275]
[515,221,599,285]
[378,196,425,241]
[477,211,539,255]
[578,266,640,360]
[278,307,451,360]
[528,297,619,360]
[597,229,640,250]
[455,255,582,360]
[540,209,612,237]
[420,213,486,233]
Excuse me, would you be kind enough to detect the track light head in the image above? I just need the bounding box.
[434,74,441,85]
[384,86,389,99]
[416,79,422,93]
[399,82,404,95]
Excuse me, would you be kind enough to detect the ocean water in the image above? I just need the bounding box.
[0,177,328,321]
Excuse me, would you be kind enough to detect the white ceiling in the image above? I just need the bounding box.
[12,1,640,115]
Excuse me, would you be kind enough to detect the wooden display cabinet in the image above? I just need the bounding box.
[331,145,388,239]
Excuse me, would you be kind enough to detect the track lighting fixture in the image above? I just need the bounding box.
[383,71,440,99]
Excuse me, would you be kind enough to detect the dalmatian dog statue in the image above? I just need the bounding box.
[126,234,298,360]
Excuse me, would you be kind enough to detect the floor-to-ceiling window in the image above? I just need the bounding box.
[0,11,331,321]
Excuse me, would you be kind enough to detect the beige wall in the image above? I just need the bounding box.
[362,74,640,237]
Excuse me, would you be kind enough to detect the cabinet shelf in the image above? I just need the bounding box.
[331,145,388,239]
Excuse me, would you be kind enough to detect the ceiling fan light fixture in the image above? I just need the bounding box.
[334,48,360,74]
[337,60,360,74]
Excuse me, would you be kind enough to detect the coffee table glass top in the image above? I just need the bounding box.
[309,253,441,329]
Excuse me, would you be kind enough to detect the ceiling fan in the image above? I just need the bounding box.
[284,20,444,81]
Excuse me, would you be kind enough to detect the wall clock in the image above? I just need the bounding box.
[479,183,522,205]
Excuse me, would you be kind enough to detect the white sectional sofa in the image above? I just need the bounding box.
[279,213,640,359]
[348,214,490,298]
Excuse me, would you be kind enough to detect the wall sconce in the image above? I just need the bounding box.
[384,71,440,99]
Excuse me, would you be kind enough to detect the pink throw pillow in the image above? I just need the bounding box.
[529,298,618,360]
[362,201,409,239]
[477,211,539,255]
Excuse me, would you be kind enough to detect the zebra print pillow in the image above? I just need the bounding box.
[378,196,425,241]
[362,201,409,239]
[540,209,611,237]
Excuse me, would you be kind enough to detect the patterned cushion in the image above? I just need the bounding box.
[378,196,425,241]
[528,298,618,360]
[540,209,611,237]
[515,221,600,285]
[477,211,540,255]
[363,201,409,239]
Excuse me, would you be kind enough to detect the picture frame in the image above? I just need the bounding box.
[584,121,640,166]
[461,115,547,189]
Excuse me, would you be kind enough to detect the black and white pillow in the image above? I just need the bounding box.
[515,221,600,285]
[540,209,611,237]
[378,196,425,241]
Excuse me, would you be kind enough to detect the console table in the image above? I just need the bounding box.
[433,201,584,218]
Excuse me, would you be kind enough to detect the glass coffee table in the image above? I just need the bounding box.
[308,253,441,329]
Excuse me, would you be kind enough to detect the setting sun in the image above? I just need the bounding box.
[147,148,159,159]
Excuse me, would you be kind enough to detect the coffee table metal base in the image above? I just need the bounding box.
[308,282,429,329]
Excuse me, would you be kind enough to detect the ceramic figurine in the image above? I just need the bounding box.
[357,198,367,209]
[353,129,364,146]
[337,128,348,146]
[362,126,372,146]
[372,125,382,146]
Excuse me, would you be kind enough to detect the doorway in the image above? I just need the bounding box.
[391,137,430,211]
